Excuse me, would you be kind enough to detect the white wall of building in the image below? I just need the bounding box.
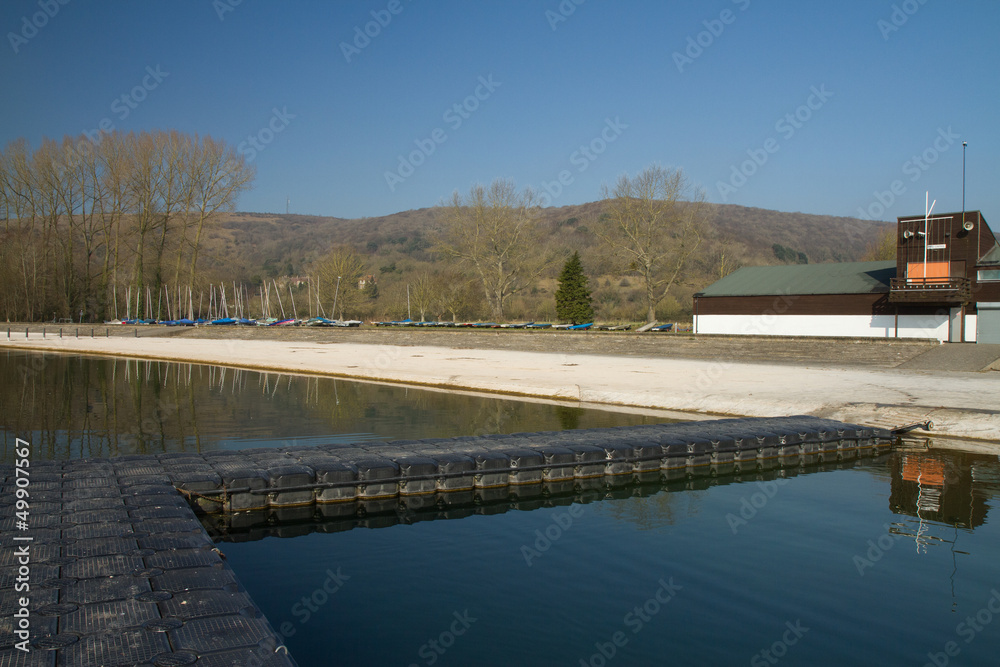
[694,313,950,341]
[965,314,978,343]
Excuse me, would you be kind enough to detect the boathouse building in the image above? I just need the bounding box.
[692,211,1000,343]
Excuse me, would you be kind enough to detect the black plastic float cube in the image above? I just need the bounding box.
[397,456,438,496]
[502,448,544,486]
[313,460,359,503]
[733,447,759,465]
[659,440,689,471]
[710,437,738,465]
[433,453,476,492]
[686,438,714,469]
[564,444,606,479]
[601,441,634,476]
[625,439,662,472]
[264,464,315,507]
[473,451,511,488]
[777,448,804,469]
[217,469,269,512]
[534,445,576,482]
[354,458,401,498]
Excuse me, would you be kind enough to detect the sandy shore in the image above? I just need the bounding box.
[3,332,998,441]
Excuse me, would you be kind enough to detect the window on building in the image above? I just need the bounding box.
[978,270,1000,282]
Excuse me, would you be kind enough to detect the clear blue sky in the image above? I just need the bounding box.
[2,0,997,222]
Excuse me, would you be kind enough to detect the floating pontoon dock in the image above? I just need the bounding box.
[1,416,892,665]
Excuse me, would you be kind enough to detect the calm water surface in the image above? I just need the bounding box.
[3,350,1000,666]
[225,449,1000,666]
[0,349,665,462]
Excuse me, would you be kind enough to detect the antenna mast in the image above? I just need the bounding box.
[923,192,936,270]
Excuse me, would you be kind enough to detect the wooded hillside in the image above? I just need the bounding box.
[203,202,890,322]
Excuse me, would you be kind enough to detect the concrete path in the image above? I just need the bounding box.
[3,335,998,441]
[898,343,1000,372]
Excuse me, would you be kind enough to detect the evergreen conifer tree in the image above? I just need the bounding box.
[555,251,594,324]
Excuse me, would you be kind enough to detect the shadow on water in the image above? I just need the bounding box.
[0,350,669,463]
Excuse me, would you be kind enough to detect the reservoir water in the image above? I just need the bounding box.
[3,350,1000,666]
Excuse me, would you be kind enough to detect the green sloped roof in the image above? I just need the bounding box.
[699,261,896,297]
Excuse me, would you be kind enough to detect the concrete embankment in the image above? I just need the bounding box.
[2,330,998,441]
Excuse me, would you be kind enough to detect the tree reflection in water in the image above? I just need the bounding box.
[0,350,667,463]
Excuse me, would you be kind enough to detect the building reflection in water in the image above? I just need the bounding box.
[888,446,1000,552]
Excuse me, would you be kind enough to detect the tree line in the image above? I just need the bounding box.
[313,166,710,325]
[2,130,717,324]
[0,130,254,322]
[435,166,708,323]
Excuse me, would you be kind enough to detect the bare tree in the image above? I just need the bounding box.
[0,130,253,322]
[861,226,896,261]
[1,139,40,319]
[315,246,366,319]
[31,139,65,318]
[714,235,744,280]
[72,136,111,318]
[434,269,479,322]
[125,131,162,317]
[596,165,708,323]
[436,179,547,321]
[151,130,190,299]
[408,272,436,322]
[184,136,255,288]
[94,132,132,316]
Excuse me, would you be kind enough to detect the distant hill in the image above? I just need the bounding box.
[201,202,891,321]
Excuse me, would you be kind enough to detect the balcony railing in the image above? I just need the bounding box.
[889,277,971,302]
